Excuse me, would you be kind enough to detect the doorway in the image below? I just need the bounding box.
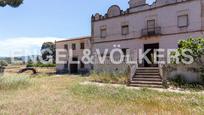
[70,57,78,74]
[143,43,159,67]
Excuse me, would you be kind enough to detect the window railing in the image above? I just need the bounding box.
[141,27,161,37]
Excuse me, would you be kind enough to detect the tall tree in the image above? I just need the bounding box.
[41,42,56,63]
[0,0,23,8]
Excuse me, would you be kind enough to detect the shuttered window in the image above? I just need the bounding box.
[64,44,68,50]
[100,28,107,38]
[80,43,85,49]
[147,20,155,29]
[121,25,129,35]
[178,15,188,28]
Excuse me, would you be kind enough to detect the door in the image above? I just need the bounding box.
[70,57,78,74]
[144,43,159,67]
[63,61,69,73]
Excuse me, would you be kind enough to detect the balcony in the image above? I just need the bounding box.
[141,27,161,37]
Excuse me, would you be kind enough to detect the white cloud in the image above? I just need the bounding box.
[0,37,64,57]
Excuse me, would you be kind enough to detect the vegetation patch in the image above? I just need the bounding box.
[168,74,204,91]
[167,38,204,90]
[169,82,204,91]
[0,74,32,90]
[70,83,204,114]
[89,71,128,84]
[0,74,203,114]
[27,63,56,67]
[0,60,8,67]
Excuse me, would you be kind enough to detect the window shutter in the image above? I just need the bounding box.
[178,15,188,27]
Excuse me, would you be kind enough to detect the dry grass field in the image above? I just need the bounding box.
[0,73,204,115]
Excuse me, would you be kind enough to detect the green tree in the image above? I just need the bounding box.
[178,37,204,64]
[0,60,8,67]
[41,42,56,63]
[0,0,23,7]
[177,38,204,83]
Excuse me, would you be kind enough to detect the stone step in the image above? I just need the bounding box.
[132,77,162,82]
[128,84,163,88]
[136,73,160,75]
[137,67,159,70]
[130,81,163,85]
[136,70,159,73]
[129,67,163,88]
[134,74,161,78]
[133,75,161,78]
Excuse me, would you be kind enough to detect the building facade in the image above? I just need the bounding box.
[56,36,92,74]
[56,0,204,74]
[91,0,204,72]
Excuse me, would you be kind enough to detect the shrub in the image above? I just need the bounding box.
[177,37,204,64]
[0,66,5,73]
[201,74,204,83]
[169,73,204,90]
[0,75,32,90]
[169,74,186,87]
[89,71,128,84]
[27,63,56,67]
[0,60,8,67]
[200,67,204,84]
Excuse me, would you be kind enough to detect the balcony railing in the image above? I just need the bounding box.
[141,27,161,37]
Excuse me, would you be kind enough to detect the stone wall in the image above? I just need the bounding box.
[94,64,129,73]
[163,62,204,83]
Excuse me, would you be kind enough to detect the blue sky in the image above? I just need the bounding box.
[0,0,154,57]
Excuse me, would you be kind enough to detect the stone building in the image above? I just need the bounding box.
[56,0,204,87]
[91,0,204,71]
[56,36,91,74]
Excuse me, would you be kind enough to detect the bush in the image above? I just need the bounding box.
[0,66,5,75]
[0,60,8,67]
[170,74,187,86]
[0,75,32,90]
[201,74,204,83]
[27,63,56,67]
[89,71,128,84]
[169,74,204,90]
[177,37,204,64]
[200,67,204,83]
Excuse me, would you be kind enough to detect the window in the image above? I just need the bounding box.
[64,44,68,50]
[72,43,76,50]
[80,42,85,49]
[80,61,85,69]
[121,25,129,35]
[147,19,155,29]
[100,28,107,38]
[178,15,188,28]
[147,20,156,35]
